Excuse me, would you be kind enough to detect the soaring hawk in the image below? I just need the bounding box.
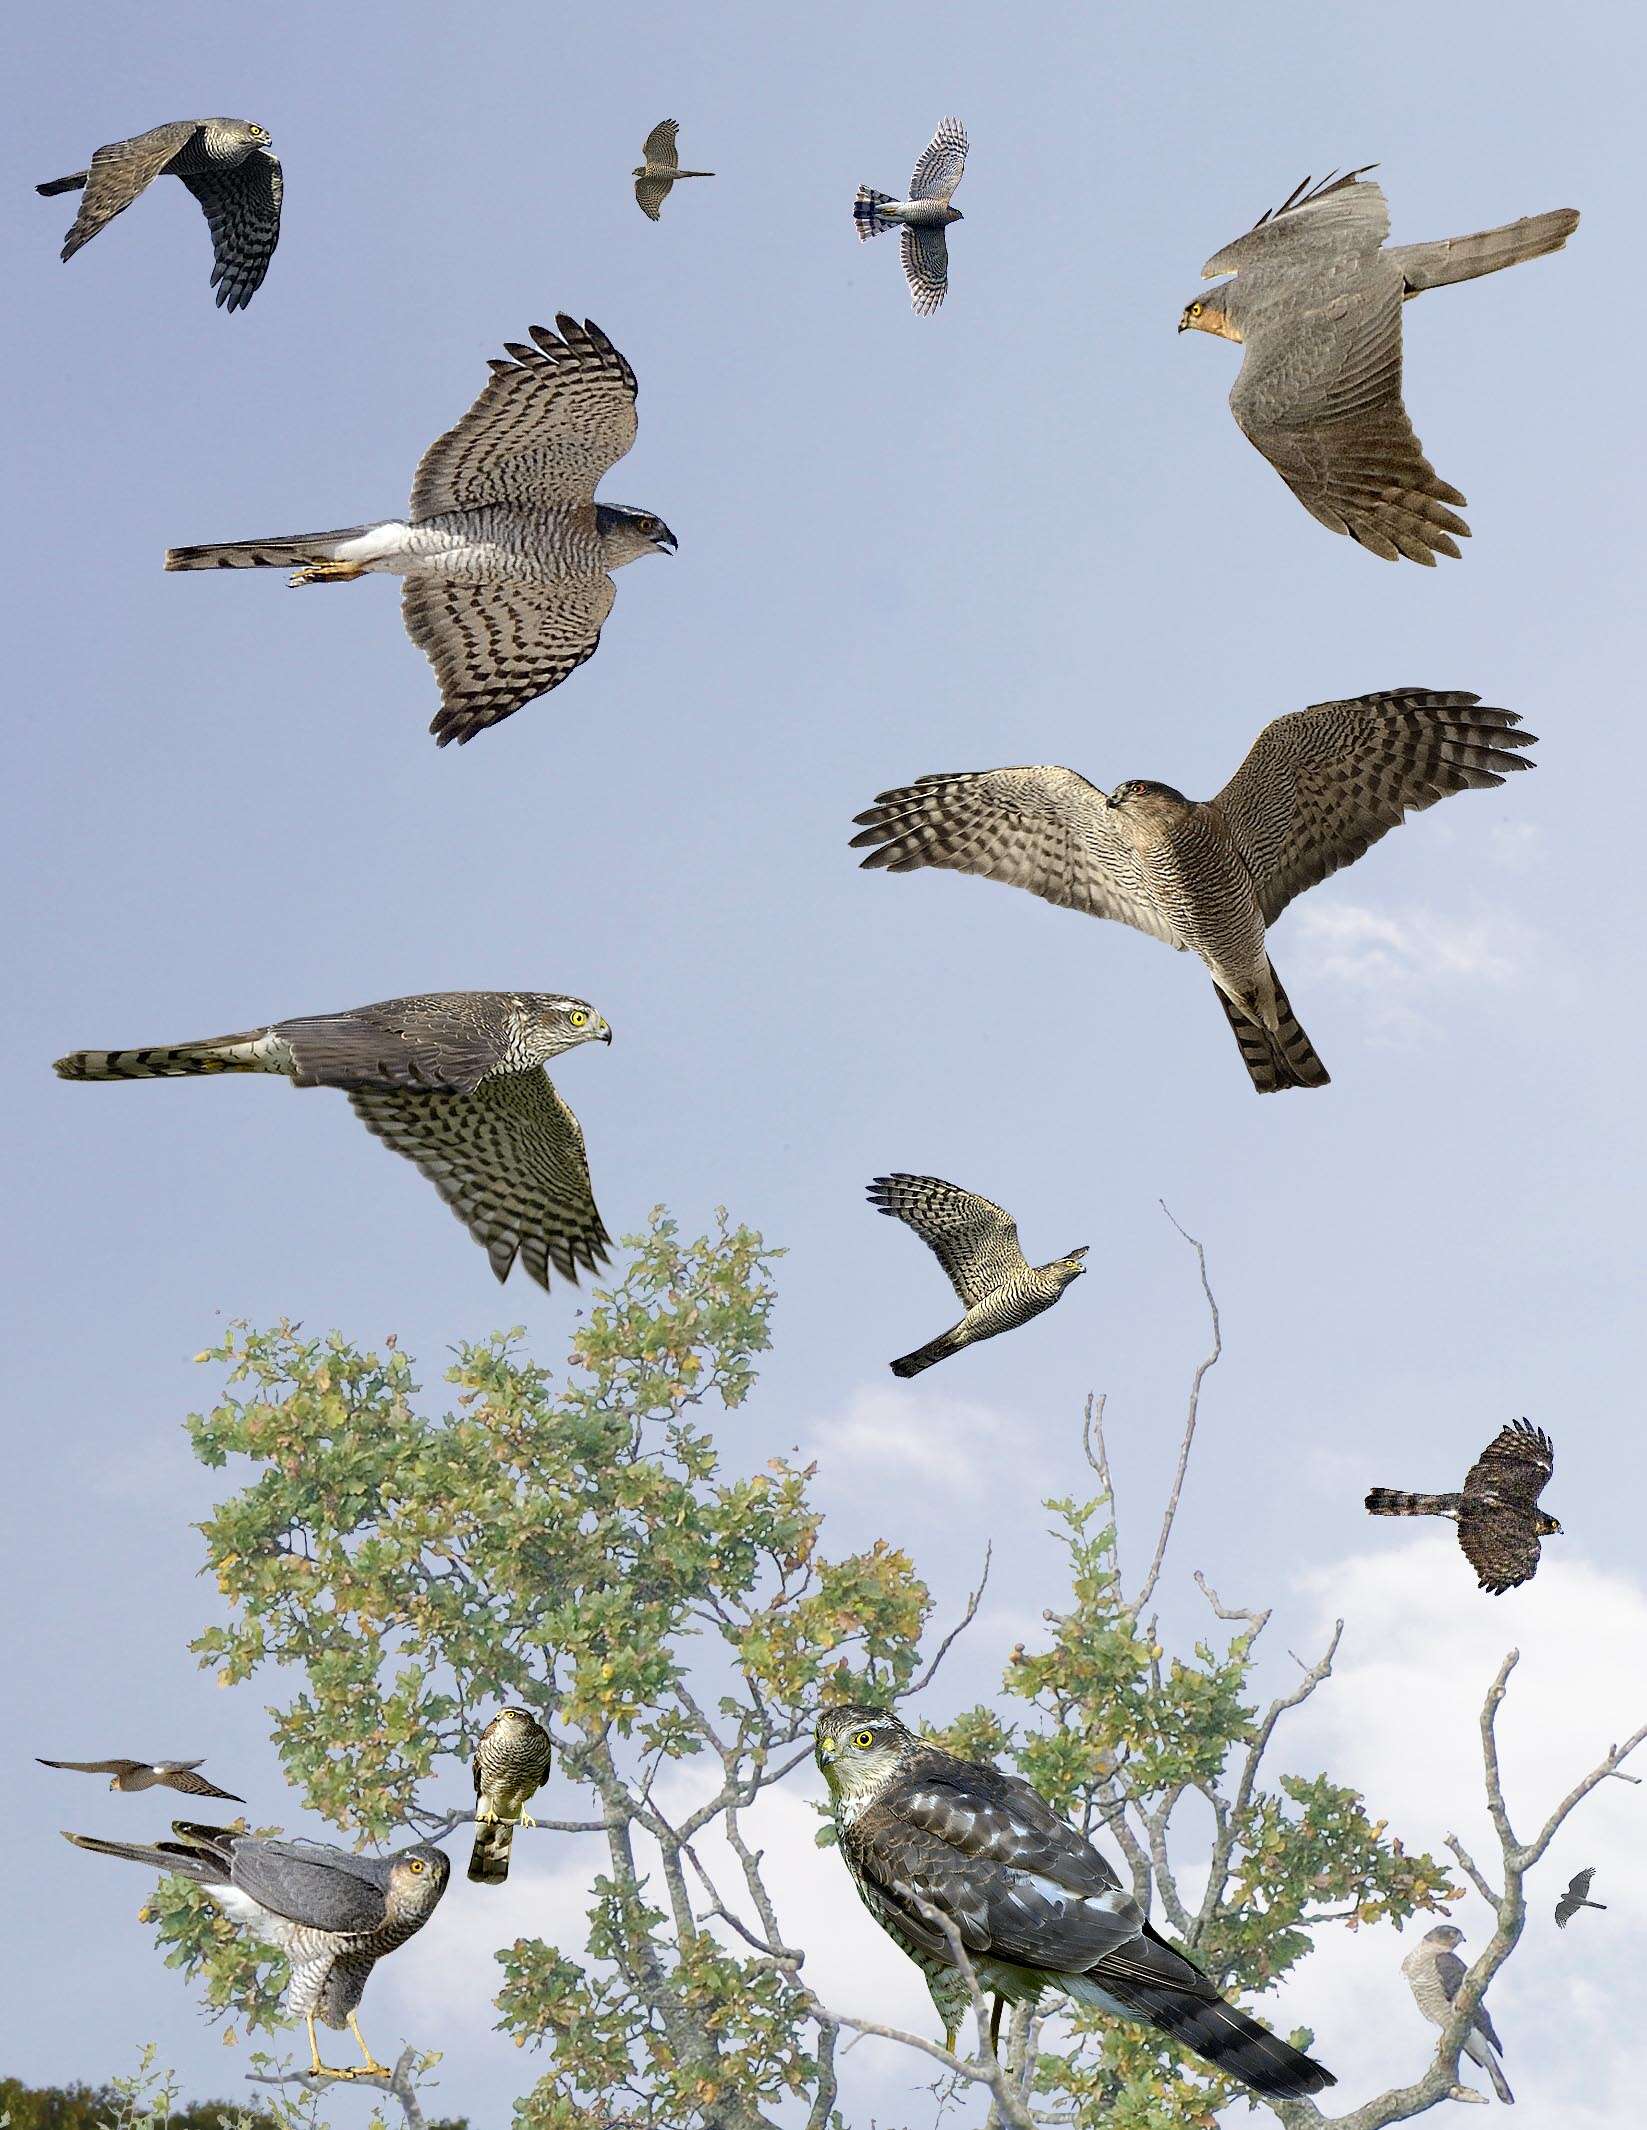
[38,1756,242,1802]
[1401,1924,1512,2103]
[854,118,967,313]
[1554,1868,1605,1929]
[1366,1418,1561,1592]
[633,121,714,219]
[469,1709,553,1885]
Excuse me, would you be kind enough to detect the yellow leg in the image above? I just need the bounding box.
[304,2014,337,2078]
[347,2010,392,2079]
[288,560,367,587]
[517,1810,537,1829]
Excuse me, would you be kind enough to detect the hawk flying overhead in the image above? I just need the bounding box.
[816,1707,1335,2098]
[869,1174,1086,1378]
[854,117,967,313]
[1366,1418,1560,1593]
[163,316,676,745]
[852,691,1534,1093]
[633,121,714,219]
[65,1822,448,2080]
[54,991,612,1291]
[1401,1924,1512,2104]
[37,1757,243,1802]
[1179,169,1579,562]
[1554,1868,1605,1929]
[469,1709,553,1885]
[37,118,282,311]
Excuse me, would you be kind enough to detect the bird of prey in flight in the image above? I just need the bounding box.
[854,117,967,313]
[633,121,713,219]
[1554,1868,1605,1929]
[1401,1924,1513,2103]
[38,1757,243,1802]
[37,118,282,310]
[852,690,1534,1093]
[868,1174,1086,1377]
[1366,1418,1561,1593]
[469,1709,553,1885]
[163,317,676,745]
[1179,168,1579,562]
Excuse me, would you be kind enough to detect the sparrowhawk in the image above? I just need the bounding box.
[633,121,714,220]
[854,118,967,314]
[38,1757,243,1802]
[1554,1868,1605,1929]
[1401,1924,1512,2104]
[469,1709,554,1885]
[1366,1418,1561,1593]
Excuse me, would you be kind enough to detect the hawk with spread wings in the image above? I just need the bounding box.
[853,117,967,313]
[852,690,1534,1093]
[1554,1867,1605,1929]
[633,120,714,219]
[54,991,612,1291]
[469,1709,553,1885]
[1366,1418,1561,1593]
[38,1756,242,1801]
[163,316,675,745]
[1179,169,1579,562]
[816,1706,1335,2097]
[37,118,282,311]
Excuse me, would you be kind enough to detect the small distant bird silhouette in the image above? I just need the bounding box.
[869,1174,1086,1378]
[854,117,967,313]
[38,1756,243,1802]
[37,118,282,310]
[1554,1868,1605,1929]
[1366,1419,1560,1593]
[633,120,713,219]
[469,1709,553,1885]
[1401,1924,1513,2104]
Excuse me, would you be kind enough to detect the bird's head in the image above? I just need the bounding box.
[1539,1513,1564,1537]
[595,503,678,564]
[1108,778,1189,818]
[1422,1924,1465,1950]
[1052,1246,1090,1286]
[389,1844,451,1916]
[249,124,273,146]
[815,1705,913,1803]
[1178,284,1239,341]
[632,164,649,179]
[946,207,965,224]
[517,995,613,1060]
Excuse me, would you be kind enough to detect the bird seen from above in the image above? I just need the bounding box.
[1366,1418,1560,1594]
[854,117,967,314]
[633,119,714,219]
[868,1174,1086,1378]
[1554,1867,1606,1929]
[54,991,613,1292]
[1401,1924,1513,2104]
[469,1709,554,1885]
[163,316,675,745]
[853,690,1534,1093]
[37,1757,243,1802]
[64,1821,448,2081]
[1179,169,1579,563]
[815,1706,1336,2097]
[37,119,282,312]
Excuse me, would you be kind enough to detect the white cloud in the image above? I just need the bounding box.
[1289,900,1535,1043]
[808,1382,1043,1500]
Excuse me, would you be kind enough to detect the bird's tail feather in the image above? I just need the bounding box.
[674,169,715,178]
[468,1820,516,1885]
[1392,209,1579,293]
[164,527,374,571]
[1213,971,1330,1093]
[63,1826,230,1882]
[54,1031,280,1081]
[890,1330,962,1378]
[854,186,899,239]
[1365,1488,1462,1518]
[1069,1973,1334,2099]
[37,171,90,197]
[1480,2042,1514,2105]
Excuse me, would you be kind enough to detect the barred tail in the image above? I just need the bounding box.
[854,186,898,239]
[1365,1488,1460,1519]
[890,1329,962,1378]
[468,1819,516,1885]
[1393,209,1579,293]
[1069,1971,1333,2100]
[37,170,90,197]
[164,526,373,571]
[54,1031,280,1081]
[1214,970,1330,1093]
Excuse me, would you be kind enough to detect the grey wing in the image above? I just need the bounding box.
[634,175,673,220]
[38,1757,146,1777]
[280,995,514,1095]
[180,148,282,310]
[1433,1948,1508,2053]
[1212,690,1535,925]
[868,1174,1027,1306]
[641,120,680,169]
[348,1069,611,1290]
[852,767,1179,944]
[403,571,617,747]
[909,117,967,202]
[1202,168,1387,277]
[901,225,951,314]
[56,121,200,259]
[410,316,639,516]
[230,1840,391,1932]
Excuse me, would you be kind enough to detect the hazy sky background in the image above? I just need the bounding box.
[4,3,1642,2125]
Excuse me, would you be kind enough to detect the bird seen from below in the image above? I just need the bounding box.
[163,316,675,745]
[1366,1418,1560,1593]
[37,1757,243,1802]
[633,120,713,219]
[815,1706,1336,2097]
[854,117,967,313]
[1554,1868,1605,1929]
[868,1174,1086,1378]
[64,1822,448,2080]
[54,991,612,1292]
[37,118,282,311]
[469,1709,554,1885]
[1179,168,1579,563]
[852,691,1534,1093]
[1401,1924,1513,2103]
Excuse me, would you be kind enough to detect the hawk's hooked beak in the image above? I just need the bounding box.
[817,1735,837,1765]
[655,526,678,555]
[599,1022,613,1044]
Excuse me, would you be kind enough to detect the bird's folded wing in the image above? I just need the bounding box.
[348,1070,610,1290]
[181,149,282,310]
[909,117,967,202]
[641,120,681,168]
[411,316,639,516]
[1463,1419,1554,1506]
[868,1175,1024,1307]
[232,1840,390,1932]
[404,571,616,746]
[900,225,950,313]
[282,998,507,1095]
[634,176,673,220]
[60,122,200,257]
[852,767,1178,943]
[1212,691,1534,926]
[1201,169,1386,277]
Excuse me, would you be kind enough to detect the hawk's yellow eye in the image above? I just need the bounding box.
[569,1010,588,1026]
[853,1729,875,1750]
[407,1858,426,1873]
[1191,303,1202,317]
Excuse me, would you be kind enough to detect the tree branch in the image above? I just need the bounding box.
[246,2044,430,2127]
[908,1542,992,1697]
[1125,1205,1221,1621]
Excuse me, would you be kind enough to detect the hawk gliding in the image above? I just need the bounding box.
[633,121,714,219]
[854,118,967,313]
[38,1756,243,1802]
[1366,1418,1561,1593]
[1554,1868,1605,1929]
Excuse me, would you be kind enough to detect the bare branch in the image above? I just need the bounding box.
[1443,1833,1502,1910]
[909,1543,992,1697]
[1125,1205,1221,1620]
[1194,1568,1271,1637]
[246,2044,430,2127]
[1518,1718,1647,1869]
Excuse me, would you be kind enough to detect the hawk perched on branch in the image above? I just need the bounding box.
[815,1706,1335,2098]
[37,1756,242,1802]
[852,690,1534,1093]
[469,1709,553,1885]
[1401,1924,1513,2103]
[1366,1418,1561,1593]
[1179,169,1579,562]
[854,117,967,313]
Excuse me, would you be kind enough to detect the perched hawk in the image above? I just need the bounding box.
[469,1709,553,1885]
[852,690,1534,1093]
[1554,1868,1605,1929]
[54,991,612,1291]
[1179,169,1579,562]
[633,120,713,220]
[1401,1924,1512,2104]
[1366,1418,1561,1593]
[37,1756,242,1802]
[815,1706,1335,2098]
[868,1174,1086,1378]
[65,1821,447,2080]
[853,117,967,313]
[37,118,282,311]
[163,316,676,745]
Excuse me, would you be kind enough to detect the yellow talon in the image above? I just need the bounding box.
[288,560,367,587]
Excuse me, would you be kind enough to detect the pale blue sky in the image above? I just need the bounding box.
[4,3,1642,2124]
